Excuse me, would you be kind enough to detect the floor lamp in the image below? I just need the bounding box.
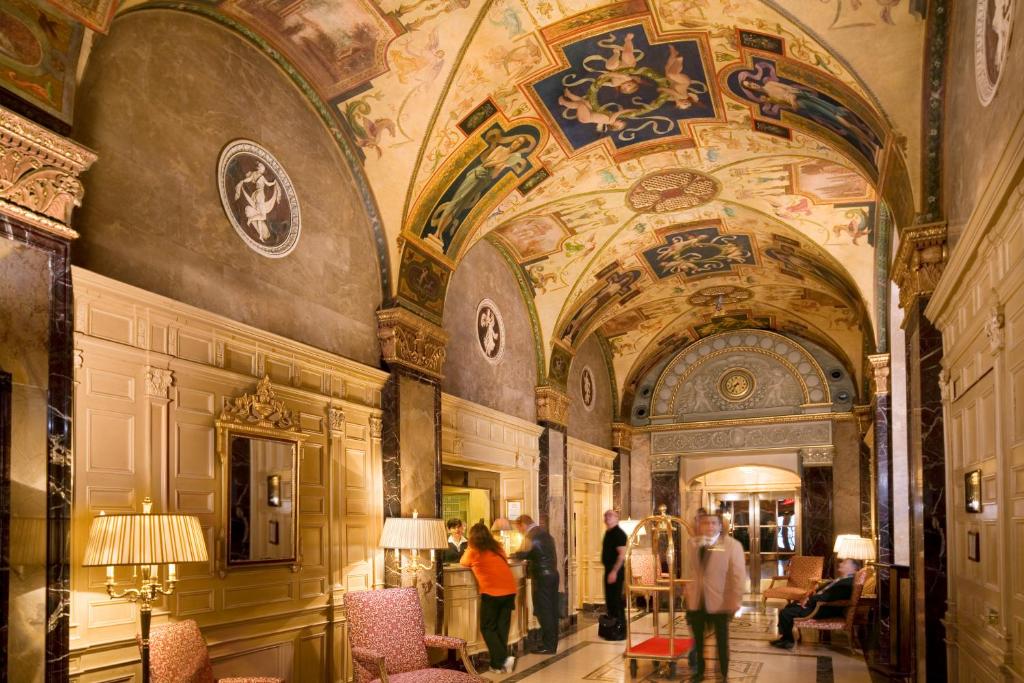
[82,497,209,683]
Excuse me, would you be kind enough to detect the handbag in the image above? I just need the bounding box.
[598,614,626,640]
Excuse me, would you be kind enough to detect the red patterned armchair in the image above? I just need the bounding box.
[629,552,662,626]
[761,555,824,610]
[345,587,480,683]
[793,567,871,653]
[146,619,283,683]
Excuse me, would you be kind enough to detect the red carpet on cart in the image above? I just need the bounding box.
[627,636,694,656]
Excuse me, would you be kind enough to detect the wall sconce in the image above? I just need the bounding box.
[267,474,282,507]
[82,497,208,683]
[379,510,448,574]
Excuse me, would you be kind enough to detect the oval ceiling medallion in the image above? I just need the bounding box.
[626,169,720,214]
[218,140,301,258]
[476,298,505,363]
[687,285,753,308]
[974,0,1015,106]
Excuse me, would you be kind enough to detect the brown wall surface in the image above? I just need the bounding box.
[942,1,1024,240]
[73,10,382,365]
[442,240,537,421]
[567,335,612,449]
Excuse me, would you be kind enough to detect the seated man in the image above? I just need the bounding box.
[770,558,862,649]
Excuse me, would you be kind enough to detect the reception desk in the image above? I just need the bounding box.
[443,560,533,655]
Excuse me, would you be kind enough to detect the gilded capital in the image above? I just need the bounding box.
[800,446,835,467]
[867,354,890,396]
[853,404,872,435]
[651,454,680,473]
[376,307,448,379]
[0,106,97,237]
[611,422,633,451]
[368,415,383,439]
[892,222,947,310]
[535,385,570,427]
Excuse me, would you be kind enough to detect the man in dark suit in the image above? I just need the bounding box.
[512,514,560,654]
[771,558,863,648]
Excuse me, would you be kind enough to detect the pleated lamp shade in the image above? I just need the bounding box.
[835,536,876,562]
[833,534,860,553]
[379,514,448,550]
[82,512,208,566]
[619,518,647,539]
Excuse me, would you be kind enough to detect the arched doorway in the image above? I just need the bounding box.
[689,466,802,595]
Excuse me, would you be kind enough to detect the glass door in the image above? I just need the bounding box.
[708,490,800,595]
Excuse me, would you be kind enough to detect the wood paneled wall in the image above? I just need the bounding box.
[69,269,387,682]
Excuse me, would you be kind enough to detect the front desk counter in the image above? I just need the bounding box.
[443,559,534,656]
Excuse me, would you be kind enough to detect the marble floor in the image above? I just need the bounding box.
[485,604,871,682]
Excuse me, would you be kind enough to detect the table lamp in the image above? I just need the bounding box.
[619,517,647,546]
[379,510,448,573]
[833,534,860,554]
[82,497,208,683]
[835,536,876,563]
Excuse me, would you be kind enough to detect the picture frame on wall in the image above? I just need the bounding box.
[967,530,980,562]
[965,469,982,513]
[506,499,523,521]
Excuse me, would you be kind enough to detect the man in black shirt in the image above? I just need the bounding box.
[602,509,628,629]
[513,514,560,654]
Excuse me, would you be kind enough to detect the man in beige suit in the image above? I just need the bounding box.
[685,511,746,682]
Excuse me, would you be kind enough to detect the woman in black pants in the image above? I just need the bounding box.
[461,523,519,673]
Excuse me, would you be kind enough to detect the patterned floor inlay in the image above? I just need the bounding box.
[584,649,764,681]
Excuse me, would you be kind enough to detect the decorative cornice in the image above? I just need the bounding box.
[639,410,849,433]
[891,222,947,310]
[144,367,174,399]
[219,376,297,430]
[611,423,633,451]
[867,354,890,396]
[800,445,835,467]
[535,385,570,427]
[376,307,448,379]
[0,106,97,236]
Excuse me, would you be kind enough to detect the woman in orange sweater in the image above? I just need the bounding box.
[461,522,518,674]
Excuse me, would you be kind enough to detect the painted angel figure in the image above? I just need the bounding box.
[661,45,701,109]
[234,162,280,242]
[479,308,499,357]
[558,88,627,132]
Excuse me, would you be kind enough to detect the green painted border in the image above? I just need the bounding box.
[485,234,547,385]
[120,2,393,301]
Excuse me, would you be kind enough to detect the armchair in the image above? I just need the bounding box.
[146,619,282,683]
[793,567,871,653]
[345,587,480,683]
[761,555,824,610]
[629,552,661,627]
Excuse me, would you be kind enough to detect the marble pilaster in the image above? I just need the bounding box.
[800,447,835,569]
[869,353,894,663]
[535,386,569,627]
[651,454,681,515]
[611,423,632,513]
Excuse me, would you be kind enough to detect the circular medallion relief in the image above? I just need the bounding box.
[719,368,755,402]
[581,366,595,411]
[218,140,301,258]
[975,0,1015,106]
[626,169,720,213]
[476,299,505,363]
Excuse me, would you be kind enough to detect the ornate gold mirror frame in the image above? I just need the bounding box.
[216,376,306,576]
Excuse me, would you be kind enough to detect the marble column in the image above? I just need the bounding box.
[853,405,874,538]
[611,423,632,513]
[536,386,570,630]
[377,307,448,633]
[799,447,835,569]
[894,223,949,681]
[650,454,681,515]
[0,107,96,683]
[868,353,894,663]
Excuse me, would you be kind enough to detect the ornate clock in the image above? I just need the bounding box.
[719,369,755,401]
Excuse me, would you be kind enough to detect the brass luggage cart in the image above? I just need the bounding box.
[623,506,695,678]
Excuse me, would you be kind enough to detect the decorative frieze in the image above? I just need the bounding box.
[651,420,831,454]
[868,354,890,396]
[611,422,633,451]
[144,367,174,399]
[891,223,947,310]
[800,445,835,467]
[0,106,97,237]
[535,385,570,427]
[376,307,448,379]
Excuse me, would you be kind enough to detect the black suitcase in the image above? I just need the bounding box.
[598,614,626,640]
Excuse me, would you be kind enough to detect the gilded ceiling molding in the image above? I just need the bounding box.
[535,385,570,427]
[867,354,890,396]
[637,410,849,433]
[611,423,633,451]
[0,106,96,238]
[376,307,449,380]
[891,222,947,310]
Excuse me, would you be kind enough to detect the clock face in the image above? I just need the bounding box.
[719,369,755,401]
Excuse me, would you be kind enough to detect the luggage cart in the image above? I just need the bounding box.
[623,505,695,678]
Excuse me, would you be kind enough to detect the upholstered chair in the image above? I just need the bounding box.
[793,566,871,652]
[345,587,480,683]
[629,551,662,627]
[145,619,283,683]
[761,555,825,610]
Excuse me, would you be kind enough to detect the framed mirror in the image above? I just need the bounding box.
[216,377,305,574]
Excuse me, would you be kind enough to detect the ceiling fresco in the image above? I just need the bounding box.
[3,0,929,411]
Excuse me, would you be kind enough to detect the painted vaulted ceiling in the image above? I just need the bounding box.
[2,0,928,410]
